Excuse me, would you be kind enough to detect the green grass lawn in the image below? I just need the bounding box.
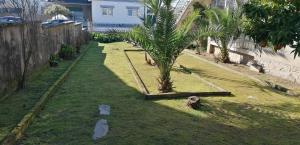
[0,44,88,142]
[0,59,73,141]
[18,42,300,145]
[126,51,216,94]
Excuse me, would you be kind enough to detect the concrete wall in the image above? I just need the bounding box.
[251,46,300,84]
[0,22,89,95]
[207,38,300,84]
[92,0,144,32]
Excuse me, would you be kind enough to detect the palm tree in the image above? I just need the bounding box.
[195,5,242,63]
[130,0,197,93]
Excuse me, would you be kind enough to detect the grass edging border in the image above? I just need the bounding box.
[124,49,149,95]
[124,49,231,100]
[0,44,90,145]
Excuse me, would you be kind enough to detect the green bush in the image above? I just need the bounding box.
[59,44,75,60]
[49,54,59,67]
[92,30,126,43]
[242,0,300,56]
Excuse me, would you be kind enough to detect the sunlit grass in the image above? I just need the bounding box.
[126,51,216,94]
[18,42,300,145]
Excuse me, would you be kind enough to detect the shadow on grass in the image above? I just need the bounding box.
[17,42,300,145]
[185,66,294,97]
[0,59,74,141]
[190,68,253,85]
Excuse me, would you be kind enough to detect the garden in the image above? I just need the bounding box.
[14,42,300,145]
[1,0,300,145]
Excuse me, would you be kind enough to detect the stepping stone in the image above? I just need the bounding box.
[93,119,109,140]
[99,104,110,115]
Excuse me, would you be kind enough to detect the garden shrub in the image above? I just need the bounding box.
[59,44,75,60]
[92,30,126,43]
[49,54,59,67]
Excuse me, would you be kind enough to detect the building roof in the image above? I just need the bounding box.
[100,0,141,2]
[50,0,90,4]
[54,0,142,3]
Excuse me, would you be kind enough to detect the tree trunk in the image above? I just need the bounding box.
[18,23,36,90]
[18,65,27,89]
[158,65,172,93]
[187,96,200,109]
[220,47,230,63]
[196,40,201,54]
[18,24,27,90]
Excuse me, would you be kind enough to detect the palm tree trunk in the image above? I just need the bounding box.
[220,47,230,63]
[158,65,172,93]
[220,41,230,63]
[196,40,201,54]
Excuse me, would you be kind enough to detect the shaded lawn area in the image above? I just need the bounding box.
[126,51,216,94]
[0,59,73,141]
[0,43,88,141]
[19,42,300,145]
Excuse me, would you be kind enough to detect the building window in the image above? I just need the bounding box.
[101,6,113,16]
[127,7,139,16]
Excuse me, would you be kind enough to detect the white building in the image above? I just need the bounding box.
[91,0,145,32]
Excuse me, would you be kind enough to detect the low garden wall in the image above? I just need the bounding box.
[0,22,89,96]
[207,38,300,84]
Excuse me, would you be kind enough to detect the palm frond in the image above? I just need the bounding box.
[129,0,197,92]
[142,0,162,15]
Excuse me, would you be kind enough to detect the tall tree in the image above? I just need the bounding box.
[130,0,197,92]
[44,3,69,19]
[243,0,300,58]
